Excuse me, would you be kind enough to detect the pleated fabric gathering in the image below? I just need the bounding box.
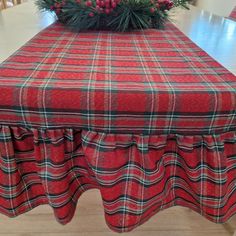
[0,126,235,232]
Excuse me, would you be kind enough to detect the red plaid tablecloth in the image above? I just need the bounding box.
[0,22,235,232]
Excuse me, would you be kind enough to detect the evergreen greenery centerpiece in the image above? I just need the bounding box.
[36,0,190,32]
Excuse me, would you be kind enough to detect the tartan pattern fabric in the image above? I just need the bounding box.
[0,23,235,135]
[0,126,235,232]
[229,6,236,20]
[0,22,235,232]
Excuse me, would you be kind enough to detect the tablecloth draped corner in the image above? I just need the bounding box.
[0,125,235,232]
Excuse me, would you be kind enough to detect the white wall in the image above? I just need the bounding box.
[196,0,236,16]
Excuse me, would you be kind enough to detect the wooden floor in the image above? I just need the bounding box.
[0,189,235,236]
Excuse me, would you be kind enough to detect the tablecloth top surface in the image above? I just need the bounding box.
[0,22,235,135]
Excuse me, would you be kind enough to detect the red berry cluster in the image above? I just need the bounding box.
[81,0,121,17]
[95,0,121,14]
[50,0,174,18]
[150,0,174,13]
[157,0,174,10]
[50,0,66,14]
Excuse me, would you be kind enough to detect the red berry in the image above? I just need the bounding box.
[168,1,174,9]
[105,8,111,14]
[86,0,93,7]
[150,7,155,13]
[111,2,116,8]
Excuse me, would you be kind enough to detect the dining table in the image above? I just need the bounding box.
[0,1,235,233]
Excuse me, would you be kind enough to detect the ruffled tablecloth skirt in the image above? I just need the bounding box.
[0,126,235,232]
